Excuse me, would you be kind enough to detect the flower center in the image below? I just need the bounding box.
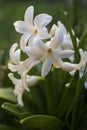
[45,48,52,57]
[47,48,52,53]
[34,28,37,34]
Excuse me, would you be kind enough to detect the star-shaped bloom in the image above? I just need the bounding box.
[50,21,79,62]
[8,73,41,106]
[8,43,39,91]
[62,49,87,75]
[50,21,73,49]
[13,6,52,52]
[26,29,74,77]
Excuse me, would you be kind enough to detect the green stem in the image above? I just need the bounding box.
[70,73,86,130]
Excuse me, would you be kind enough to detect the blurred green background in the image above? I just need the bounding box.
[0,0,87,86]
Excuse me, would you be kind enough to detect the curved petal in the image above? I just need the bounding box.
[32,37,48,50]
[21,73,29,91]
[26,38,47,59]
[57,21,67,34]
[8,73,20,86]
[78,49,87,69]
[20,33,31,52]
[55,50,74,58]
[34,13,52,28]
[38,27,51,39]
[41,58,52,77]
[26,46,44,60]
[8,63,20,72]
[50,24,57,36]
[24,6,34,26]
[13,21,28,34]
[17,94,24,106]
[8,73,24,106]
[62,62,77,72]
[27,75,40,86]
[53,57,64,68]
[62,34,73,49]
[50,29,63,49]
[9,43,20,64]
[23,58,40,71]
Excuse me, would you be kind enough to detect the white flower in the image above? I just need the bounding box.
[8,73,41,106]
[13,6,52,52]
[50,21,73,49]
[62,49,87,75]
[8,43,39,91]
[50,21,80,62]
[26,29,74,77]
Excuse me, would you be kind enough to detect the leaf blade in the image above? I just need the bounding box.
[20,115,64,129]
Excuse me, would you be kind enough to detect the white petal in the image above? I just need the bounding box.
[8,73,24,106]
[23,58,40,70]
[78,49,87,69]
[21,73,29,91]
[13,21,28,34]
[55,50,74,58]
[9,43,20,64]
[24,6,34,26]
[50,24,57,36]
[14,85,24,106]
[27,75,41,86]
[62,34,73,49]
[52,57,64,68]
[8,73,20,86]
[38,27,51,39]
[26,38,47,59]
[17,94,24,106]
[8,63,19,72]
[41,58,52,77]
[62,62,77,72]
[50,29,63,49]
[57,21,67,34]
[26,46,43,60]
[62,49,87,74]
[20,34,31,52]
[34,14,52,28]
[8,62,25,75]
[33,37,48,50]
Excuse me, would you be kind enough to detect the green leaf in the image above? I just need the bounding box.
[0,124,21,130]
[44,69,66,114]
[0,88,16,102]
[20,115,64,130]
[54,71,79,118]
[79,30,87,49]
[1,102,30,118]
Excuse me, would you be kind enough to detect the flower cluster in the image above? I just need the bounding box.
[8,6,87,106]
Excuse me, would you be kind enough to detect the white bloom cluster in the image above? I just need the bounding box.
[8,6,87,106]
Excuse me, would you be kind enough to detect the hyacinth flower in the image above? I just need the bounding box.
[61,49,87,74]
[50,21,79,49]
[50,21,80,62]
[8,5,87,108]
[50,21,73,49]
[8,43,40,91]
[26,29,75,77]
[8,73,41,106]
[13,6,52,52]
